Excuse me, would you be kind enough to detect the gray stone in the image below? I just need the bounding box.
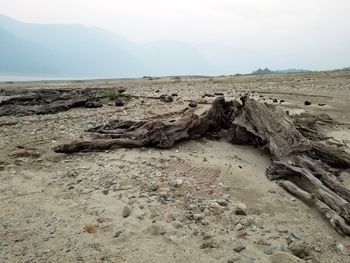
[216,199,229,206]
[191,213,204,221]
[14,236,25,242]
[160,95,173,103]
[115,98,124,106]
[336,243,346,254]
[235,223,244,230]
[169,179,183,187]
[113,230,123,238]
[233,243,246,252]
[291,232,301,240]
[122,206,131,218]
[159,191,170,199]
[148,183,159,192]
[263,245,273,255]
[189,101,198,108]
[235,203,247,216]
[288,240,310,258]
[200,239,219,249]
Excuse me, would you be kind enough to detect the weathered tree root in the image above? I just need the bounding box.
[279,180,350,235]
[53,97,350,235]
[54,98,236,152]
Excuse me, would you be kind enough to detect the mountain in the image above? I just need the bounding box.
[251,67,311,75]
[0,26,58,74]
[0,15,214,77]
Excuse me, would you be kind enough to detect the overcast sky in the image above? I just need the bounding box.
[1,0,349,70]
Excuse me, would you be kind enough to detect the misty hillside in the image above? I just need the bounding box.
[0,15,213,77]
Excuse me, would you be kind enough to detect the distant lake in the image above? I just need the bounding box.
[0,75,113,82]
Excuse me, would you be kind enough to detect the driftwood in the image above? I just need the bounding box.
[0,88,107,116]
[53,97,350,236]
[53,98,235,153]
[0,87,189,116]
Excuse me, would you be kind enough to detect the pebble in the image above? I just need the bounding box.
[216,199,229,206]
[122,206,131,218]
[189,101,198,108]
[148,183,159,192]
[85,224,97,234]
[336,243,345,254]
[169,179,183,187]
[191,213,204,221]
[288,240,310,258]
[113,230,123,238]
[201,220,210,226]
[115,98,124,106]
[239,217,251,227]
[235,203,247,216]
[235,223,244,231]
[209,201,220,210]
[14,236,25,242]
[160,94,173,103]
[263,245,273,255]
[233,244,246,252]
[200,239,219,249]
[159,191,170,199]
[291,232,301,240]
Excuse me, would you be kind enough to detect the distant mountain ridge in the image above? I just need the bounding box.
[251,68,311,75]
[0,15,213,77]
[1,14,348,78]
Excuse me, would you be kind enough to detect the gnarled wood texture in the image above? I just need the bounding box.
[53,96,350,235]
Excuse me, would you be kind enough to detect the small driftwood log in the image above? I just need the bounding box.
[53,97,350,235]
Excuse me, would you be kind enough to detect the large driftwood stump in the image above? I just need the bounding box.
[53,97,350,235]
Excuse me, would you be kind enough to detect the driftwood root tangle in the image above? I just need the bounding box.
[53,97,350,235]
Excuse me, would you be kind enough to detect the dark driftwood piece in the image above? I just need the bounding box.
[53,98,235,153]
[53,97,350,235]
[0,88,105,116]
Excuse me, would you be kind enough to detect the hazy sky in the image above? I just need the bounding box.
[1,0,350,70]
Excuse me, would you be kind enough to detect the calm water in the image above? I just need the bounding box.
[0,75,109,82]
